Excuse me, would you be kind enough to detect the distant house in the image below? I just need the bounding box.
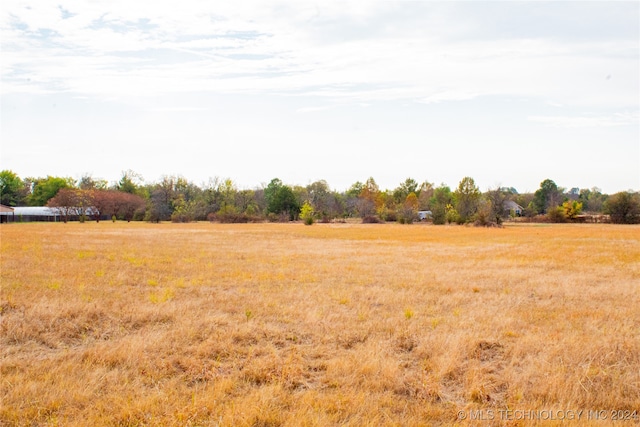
[0,205,15,223]
[0,206,60,222]
[503,200,524,216]
[418,210,432,221]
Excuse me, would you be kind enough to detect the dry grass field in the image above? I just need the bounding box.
[1,222,639,426]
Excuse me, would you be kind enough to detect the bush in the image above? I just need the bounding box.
[562,200,583,220]
[362,215,382,224]
[431,208,446,225]
[397,207,415,224]
[300,201,314,226]
[171,212,194,223]
[605,192,640,224]
[445,206,462,224]
[208,211,262,223]
[473,200,502,227]
[473,211,492,227]
[267,212,291,223]
[546,206,567,223]
[384,210,398,222]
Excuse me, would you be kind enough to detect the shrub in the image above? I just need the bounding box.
[445,204,462,224]
[605,192,640,224]
[546,206,567,223]
[362,215,382,224]
[300,202,314,226]
[171,211,193,223]
[208,211,263,223]
[267,212,291,223]
[397,208,415,224]
[384,210,398,222]
[473,200,502,227]
[431,208,446,225]
[562,200,583,220]
[473,210,491,227]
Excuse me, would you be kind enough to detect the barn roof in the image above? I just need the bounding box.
[0,204,14,213]
[9,207,59,216]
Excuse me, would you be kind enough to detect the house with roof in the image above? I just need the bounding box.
[0,205,15,223]
[503,200,524,216]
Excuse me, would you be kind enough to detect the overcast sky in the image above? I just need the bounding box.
[1,1,639,193]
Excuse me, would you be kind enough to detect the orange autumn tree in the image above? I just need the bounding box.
[357,177,382,220]
[398,192,419,224]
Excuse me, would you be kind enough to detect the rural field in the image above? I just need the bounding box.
[1,222,639,426]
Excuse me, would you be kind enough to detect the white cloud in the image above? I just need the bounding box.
[528,112,640,128]
[2,1,637,107]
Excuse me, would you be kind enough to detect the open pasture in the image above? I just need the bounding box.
[1,222,639,426]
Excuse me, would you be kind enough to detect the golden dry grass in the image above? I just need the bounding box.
[1,222,639,426]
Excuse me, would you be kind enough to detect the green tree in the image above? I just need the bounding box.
[264,178,284,212]
[292,185,309,211]
[345,181,364,200]
[218,178,237,212]
[453,176,481,223]
[28,176,74,206]
[306,180,332,218]
[344,181,364,217]
[174,176,202,206]
[605,192,640,224]
[430,184,452,225]
[171,194,197,223]
[201,177,225,216]
[393,178,419,204]
[235,189,258,215]
[0,170,24,206]
[117,170,143,195]
[265,178,299,220]
[533,179,562,214]
[579,187,607,213]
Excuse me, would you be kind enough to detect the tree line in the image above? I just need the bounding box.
[0,170,639,224]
